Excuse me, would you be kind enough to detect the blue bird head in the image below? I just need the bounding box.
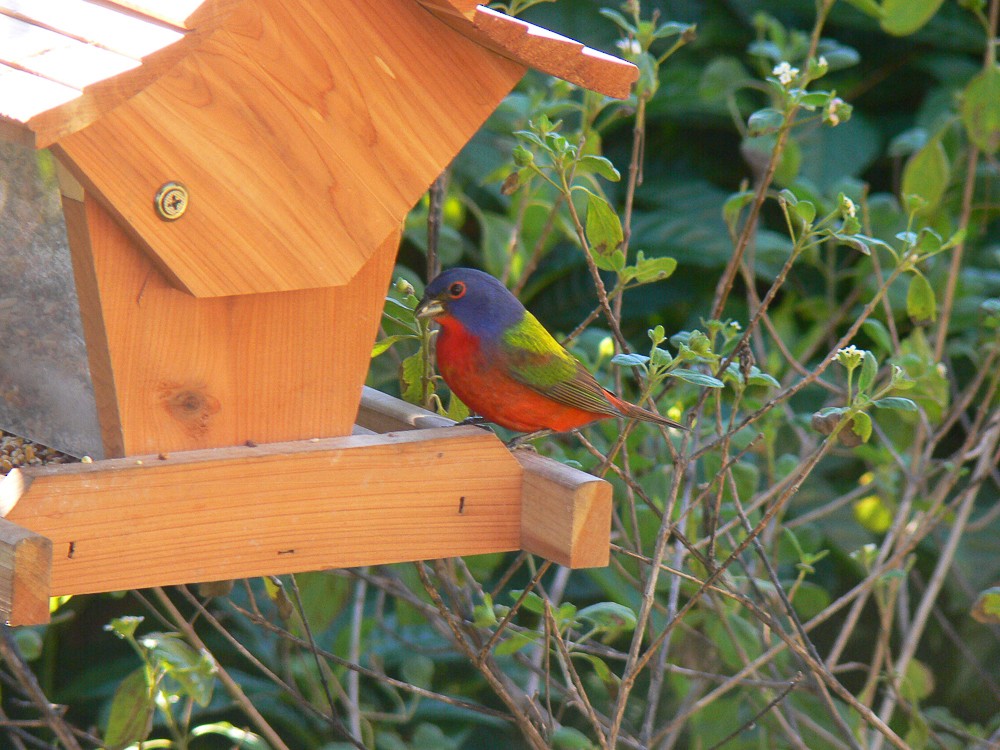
[415,268,525,339]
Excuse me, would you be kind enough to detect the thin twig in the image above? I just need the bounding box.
[150,588,293,750]
[0,628,82,750]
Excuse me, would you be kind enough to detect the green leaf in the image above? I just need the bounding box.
[873,397,919,412]
[509,589,546,615]
[263,576,294,621]
[621,251,677,284]
[858,350,878,393]
[831,232,871,255]
[578,602,637,634]
[585,192,625,272]
[105,616,144,641]
[854,494,893,533]
[971,587,1000,624]
[143,634,216,707]
[901,138,949,214]
[570,652,620,692]
[473,595,498,627]
[514,129,546,149]
[552,726,599,749]
[669,369,725,388]
[12,628,43,661]
[747,107,785,137]
[190,723,269,749]
[842,0,883,18]
[790,199,816,225]
[960,65,1000,155]
[401,654,434,690]
[511,144,533,168]
[816,40,862,70]
[576,155,621,182]
[746,367,780,388]
[412,723,458,750]
[103,668,153,750]
[635,51,659,99]
[650,347,673,368]
[699,57,750,102]
[880,0,945,35]
[597,8,636,34]
[798,91,832,109]
[371,334,412,359]
[906,272,937,324]
[915,228,942,256]
[722,190,755,232]
[401,351,428,405]
[851,411,873,443]
[446,392,469,422]
[653,21,695,40]
[611,353,650,367]
[495,630,541,656]
[901,659,935,702]
[862,319,893,354]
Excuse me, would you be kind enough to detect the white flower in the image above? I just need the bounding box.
[772,61,799,86]
[818,55,828,69]
[841,196,857,218]
[616,38,642,57]
[835,345,863,368]
[825,96,848,127]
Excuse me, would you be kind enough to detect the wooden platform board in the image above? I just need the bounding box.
[0,391,612,626]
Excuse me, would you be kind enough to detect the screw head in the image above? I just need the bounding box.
[154,182,189,221]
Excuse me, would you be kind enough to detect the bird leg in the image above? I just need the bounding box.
[456,415,494,432]
[505,430,553,450]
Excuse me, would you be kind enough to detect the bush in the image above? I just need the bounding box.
[4,1,999,749]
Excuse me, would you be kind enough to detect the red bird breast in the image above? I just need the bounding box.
[434,315,614,433]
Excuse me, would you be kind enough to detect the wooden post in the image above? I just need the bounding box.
[0,517,52,626]
[60,189,397,456]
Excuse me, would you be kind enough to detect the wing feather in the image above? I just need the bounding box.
[499,312,622,418]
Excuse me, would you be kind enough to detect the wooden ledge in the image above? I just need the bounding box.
[0,390,611,626]
[357,387,612,570]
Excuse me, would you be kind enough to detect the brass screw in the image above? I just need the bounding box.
[154,182,189,221]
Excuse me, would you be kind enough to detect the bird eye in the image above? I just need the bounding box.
[448,281,466,299]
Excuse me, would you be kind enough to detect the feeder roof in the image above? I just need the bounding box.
[1,0,637,297]
[0,0,637,149]
[0,0,240,147]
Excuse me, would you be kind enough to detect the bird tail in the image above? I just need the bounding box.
[607,393,687,430]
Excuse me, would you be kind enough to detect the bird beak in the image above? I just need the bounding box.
[415,297,446,320]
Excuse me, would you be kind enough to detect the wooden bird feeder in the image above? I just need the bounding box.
[0,0,637,626]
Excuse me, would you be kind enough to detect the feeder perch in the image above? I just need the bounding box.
[0,0,636,626]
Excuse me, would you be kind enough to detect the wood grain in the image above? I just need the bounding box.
[357,387,613,568]
[62,192,396,456]
[0,517,52,626]
[55,0,526,296]
[517,452,611,568]
[419,3,639,100]
[0,427,523,599]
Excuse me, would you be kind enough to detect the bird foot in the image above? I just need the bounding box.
[505,430,552,450]
[456,415,493,432]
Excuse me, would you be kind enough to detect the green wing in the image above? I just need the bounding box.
[500,312,622,417]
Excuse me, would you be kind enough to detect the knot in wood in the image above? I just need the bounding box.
[158,383,221,437]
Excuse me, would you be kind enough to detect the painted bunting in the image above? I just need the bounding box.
[414,268,685,434]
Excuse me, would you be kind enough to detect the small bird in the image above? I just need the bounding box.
[414,268,685,435]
